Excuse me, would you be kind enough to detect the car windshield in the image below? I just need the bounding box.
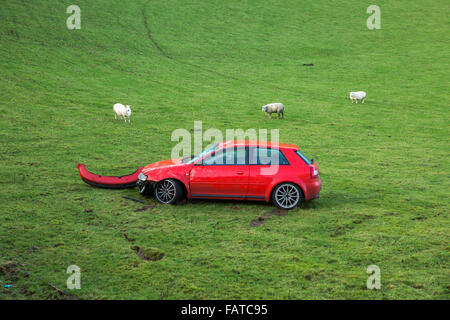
[183,143,219,164]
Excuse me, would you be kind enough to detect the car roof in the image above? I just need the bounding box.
[218,140,298,150]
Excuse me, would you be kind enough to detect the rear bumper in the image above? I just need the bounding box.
[305,178,322,200]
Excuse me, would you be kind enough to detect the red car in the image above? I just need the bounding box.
[136,140,321,209]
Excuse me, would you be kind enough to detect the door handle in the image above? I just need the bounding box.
[236,172,244,175]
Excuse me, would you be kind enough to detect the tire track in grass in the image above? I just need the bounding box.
[141,0,303,97]
[142,0,172,60]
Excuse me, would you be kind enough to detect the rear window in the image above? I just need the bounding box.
[295,150,313,165]
[249,147,290,165]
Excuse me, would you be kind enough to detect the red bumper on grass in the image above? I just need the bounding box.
[77,164,143,189]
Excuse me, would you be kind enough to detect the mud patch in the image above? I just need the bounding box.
[250,217,265,227]
[352,214,375,225]
[330,225,354,237]
[250,208,290,227]
[0,262,21,282]
[27,246,41,253]
[135,205,154,212]
[131,246,164,261]
[271,208,289,216]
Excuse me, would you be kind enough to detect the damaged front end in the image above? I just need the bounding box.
[136,172,154,194]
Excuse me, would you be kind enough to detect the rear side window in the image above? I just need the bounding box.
[249,147,290,165]
[295,150,312,165]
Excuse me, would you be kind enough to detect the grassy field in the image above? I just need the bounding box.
[0,0,448,299]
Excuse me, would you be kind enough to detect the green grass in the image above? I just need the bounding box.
[0,0,449,299]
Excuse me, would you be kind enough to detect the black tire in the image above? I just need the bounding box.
[271,182,302,210]
[154,179,184,205]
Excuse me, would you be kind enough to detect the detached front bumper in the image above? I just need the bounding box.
[77,164,143,189]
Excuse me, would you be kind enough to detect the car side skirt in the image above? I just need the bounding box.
[191,194,266,200]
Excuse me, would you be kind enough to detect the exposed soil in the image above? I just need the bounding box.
[131,246,164,261]
[271,208,289,216]
[27,245,41,253]
[135,205,154,212]
[250,208,290,227]
[250,217,265,227]
[0,262,21,282]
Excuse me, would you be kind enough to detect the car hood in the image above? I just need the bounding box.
[141,158,188,175]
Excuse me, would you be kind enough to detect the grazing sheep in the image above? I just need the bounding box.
[113,103,132,123]
[350,91,366,104]
[262,103,285,119]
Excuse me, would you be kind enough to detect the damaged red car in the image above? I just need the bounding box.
[78,140,321,209]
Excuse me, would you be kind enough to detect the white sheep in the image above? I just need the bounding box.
[113,103,132,123]
[262,103,285,119]
[350,91,366,104]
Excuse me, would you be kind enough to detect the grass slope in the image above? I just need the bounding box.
[0,0,448,299]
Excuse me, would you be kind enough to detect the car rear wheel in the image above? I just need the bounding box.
[154,179,183,204]
[272,183,302,210]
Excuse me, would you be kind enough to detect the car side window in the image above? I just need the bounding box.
[249,147,290,165]
[202,147,246,165]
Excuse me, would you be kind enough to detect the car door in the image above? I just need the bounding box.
[248,147,290,198]
[189,147,249,198]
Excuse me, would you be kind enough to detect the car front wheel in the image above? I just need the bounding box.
[272,183,302,210]
[154,179,183,204]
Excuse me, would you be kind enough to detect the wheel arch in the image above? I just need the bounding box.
[266,180,306,202]
[154,176,189,198]
[146,169,191,194]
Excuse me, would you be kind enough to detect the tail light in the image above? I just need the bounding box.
[309,166,319,178]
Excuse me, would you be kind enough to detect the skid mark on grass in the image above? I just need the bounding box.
[330,215,375,237]
[135,204,155,212]
[123,233,135,242]
[140,0,303,97]
[271,208,289,216]
[250,208,289,227]
[142,0,172,59]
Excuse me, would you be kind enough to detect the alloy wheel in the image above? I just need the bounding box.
[274,183,300,209]
[155,180,176,203]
